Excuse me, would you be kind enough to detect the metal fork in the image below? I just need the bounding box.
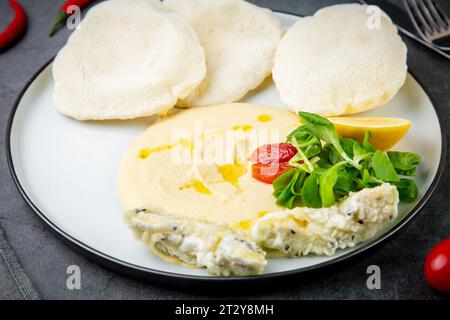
[404,0,450,51]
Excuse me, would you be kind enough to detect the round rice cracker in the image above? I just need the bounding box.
[53,0,206,120]
[164,0,283,108]
[273,4,408,117]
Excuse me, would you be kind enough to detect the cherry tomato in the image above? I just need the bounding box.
[250,143,297,165]
[252,163,292,184]
[424,238,450,293]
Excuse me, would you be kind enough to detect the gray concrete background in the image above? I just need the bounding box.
[0,0,449,300]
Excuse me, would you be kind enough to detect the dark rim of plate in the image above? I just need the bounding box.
[4,12,447,286]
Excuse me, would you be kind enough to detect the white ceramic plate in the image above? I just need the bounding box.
[6,12,446,284]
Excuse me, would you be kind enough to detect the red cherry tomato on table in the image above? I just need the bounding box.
[424,238,450,293]
[250,143,297,166]
[252,163,292,184]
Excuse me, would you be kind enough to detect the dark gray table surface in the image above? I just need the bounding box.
[1,0,449,300]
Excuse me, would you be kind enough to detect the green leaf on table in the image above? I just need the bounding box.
[372,150,400,182]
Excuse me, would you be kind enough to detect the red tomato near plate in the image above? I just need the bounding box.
[424,238,450,293]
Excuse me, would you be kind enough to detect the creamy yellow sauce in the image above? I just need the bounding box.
[232,125,253,132]
[217,163,248,190]
[179,179,213,195]
[233,211,271,232]
[257,114,272,123]
[139,139,192,160]
[139,145,173,159]
[119,103,300,226]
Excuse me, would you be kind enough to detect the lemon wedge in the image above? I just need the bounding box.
[328,117,411,151]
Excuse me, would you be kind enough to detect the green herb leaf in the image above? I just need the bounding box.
[387,151,422,176]
[362,131,376,152]
[274,169,300,209]
[320,143,340,166]
[355,168,383,189]
[372,150,400,182]
[289,142,314,173]
[287,126,322,173]
[301,172,322,208]
[292,171,307,196]
[273,168,296,193]
[287,126,321,159]
[392,178,418,202]
[334,169,353,200]
[271,113,421,209]
[352,139,367,157]
[299,112,361,169]
[299,112,342,153]
[340,138,356,158]
[319,162,347,207]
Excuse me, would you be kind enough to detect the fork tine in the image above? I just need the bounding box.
[417,0,443,32]
[404,0,429,37]
[407,0,433,35]
[404,0,450,51]
[425,0,448,30]
[431,0,450,26]
[410,0,436,35]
